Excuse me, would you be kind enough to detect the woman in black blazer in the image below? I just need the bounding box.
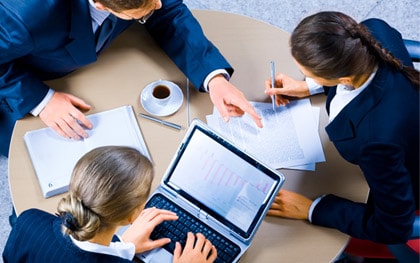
[3,146,217,262]
[265,11,419,245]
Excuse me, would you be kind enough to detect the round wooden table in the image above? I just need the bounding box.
[9,10,368,262]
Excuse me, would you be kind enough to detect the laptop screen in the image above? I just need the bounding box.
[164,123,282,239]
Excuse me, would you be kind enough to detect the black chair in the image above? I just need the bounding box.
[404,39,420,62]
[386,215,419,263]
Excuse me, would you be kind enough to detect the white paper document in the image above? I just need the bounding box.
[206,99,325,170]
[24,105,150,198]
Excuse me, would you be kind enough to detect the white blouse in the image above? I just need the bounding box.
[305,70,377,122]
[70,235,135,260]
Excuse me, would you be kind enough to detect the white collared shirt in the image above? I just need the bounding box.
[328,70,376,121]
[305,69,377,122]
[70,235,135,260]
[88,0,110,32]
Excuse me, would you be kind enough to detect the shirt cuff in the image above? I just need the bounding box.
[305,77,324,95]
[202,69,230,92]
[115,235,136,260]
[30,89,55,116]
[308,194,326,223]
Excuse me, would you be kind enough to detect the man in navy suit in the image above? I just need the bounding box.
[0,0,263,157]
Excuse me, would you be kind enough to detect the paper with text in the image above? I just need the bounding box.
[206,99,325,170]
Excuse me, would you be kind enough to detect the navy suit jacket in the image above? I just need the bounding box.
[2,209,133,262]
[0,0,232,156]
[312,19,419,244]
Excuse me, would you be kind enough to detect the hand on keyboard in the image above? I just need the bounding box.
[173,232,218,263]
[121,207,178,254]
[146,194,241,263]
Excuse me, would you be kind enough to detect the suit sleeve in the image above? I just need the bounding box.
[312,142,415,244]
[145,0,233,91]
[0,5,50,119]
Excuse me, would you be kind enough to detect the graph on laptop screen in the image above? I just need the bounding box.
[166,127,278,235]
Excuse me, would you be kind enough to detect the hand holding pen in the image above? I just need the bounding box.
[270,61,276,110]
[265,72,311,106]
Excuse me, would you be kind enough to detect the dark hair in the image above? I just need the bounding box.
[57,146,153,241]
[94,0,152,12]
[290,11,419,87]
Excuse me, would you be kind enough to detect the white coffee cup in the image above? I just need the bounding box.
[151,82,171,106]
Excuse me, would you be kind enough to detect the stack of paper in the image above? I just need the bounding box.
[206,98,325,171]
[24,105,150,198]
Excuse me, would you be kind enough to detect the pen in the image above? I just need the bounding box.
[186,78,190,127]
[270,61,276,111]
[138,113,182,130]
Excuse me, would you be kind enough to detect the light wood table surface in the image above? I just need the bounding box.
[8,10,368,263]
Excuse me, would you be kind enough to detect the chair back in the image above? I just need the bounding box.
[387,214,420,263]
[403,39,420,62]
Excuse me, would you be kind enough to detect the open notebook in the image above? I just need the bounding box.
[24,105,150,198]
[138,119,284,263]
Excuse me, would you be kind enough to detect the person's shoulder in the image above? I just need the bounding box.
[1,0,71,11]
[361,18,388,25]
[20,208,53,217]
[360,18,396,33]
[18,208,56,226]
[1,0,78,28]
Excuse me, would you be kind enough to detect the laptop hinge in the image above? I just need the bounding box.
[162,185,178,199]
[197,209,209,220]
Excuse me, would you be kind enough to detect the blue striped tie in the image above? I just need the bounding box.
[95,16,115,52]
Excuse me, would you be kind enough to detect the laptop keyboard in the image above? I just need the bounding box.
[145,193,241,263]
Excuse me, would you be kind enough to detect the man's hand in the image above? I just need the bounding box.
[39,92,92,140]
[208,75,262,128]
[264,73,310,106]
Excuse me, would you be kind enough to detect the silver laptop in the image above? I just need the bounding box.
[138,119,285,263]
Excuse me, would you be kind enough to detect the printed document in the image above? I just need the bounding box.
[206,98,325,170]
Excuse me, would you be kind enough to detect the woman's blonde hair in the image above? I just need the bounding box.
[57,146,153,241]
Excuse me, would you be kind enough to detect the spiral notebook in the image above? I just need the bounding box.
[24,105,150,198]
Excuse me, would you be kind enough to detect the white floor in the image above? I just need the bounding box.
[0,0,418,259]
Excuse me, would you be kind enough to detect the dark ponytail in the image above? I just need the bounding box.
[291,11,419,87]
[353,19,419,87]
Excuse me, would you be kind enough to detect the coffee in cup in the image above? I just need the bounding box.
[152,85,171,99]
[151,84,171,105]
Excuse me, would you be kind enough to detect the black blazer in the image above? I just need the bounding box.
[312,18,419,244]
[2,209,133,262]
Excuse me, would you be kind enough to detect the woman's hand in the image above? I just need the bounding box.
[121,207,178,254]
[267,189,313,220]
[173,232,217,263]
[264,73,310,106]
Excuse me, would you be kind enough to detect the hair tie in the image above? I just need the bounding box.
[61,212,79,231]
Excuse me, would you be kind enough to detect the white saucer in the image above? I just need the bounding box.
[140,80,184,117]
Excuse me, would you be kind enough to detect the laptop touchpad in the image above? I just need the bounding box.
[138,247,173,263]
